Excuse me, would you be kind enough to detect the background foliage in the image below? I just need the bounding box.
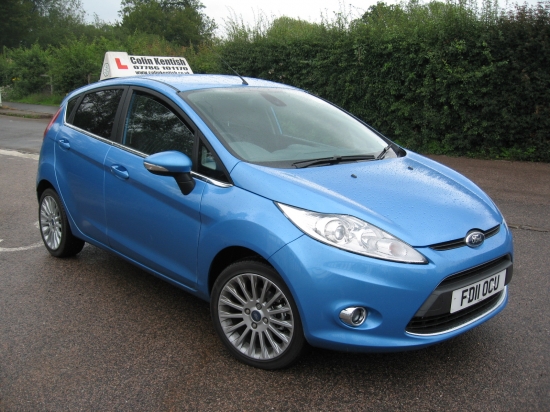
[218,1,550,161]
[1,0,549,161]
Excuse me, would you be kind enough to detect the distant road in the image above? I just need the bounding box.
[0,101,58,115]
[0,115,49,154]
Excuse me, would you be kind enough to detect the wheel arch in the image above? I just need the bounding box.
[207,246,268,295]
[36,179,55,202]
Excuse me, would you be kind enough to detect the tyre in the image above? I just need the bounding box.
[39,188,85,257]
[211,260,305,370]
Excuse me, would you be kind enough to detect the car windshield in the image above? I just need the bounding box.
[182,87,391,168]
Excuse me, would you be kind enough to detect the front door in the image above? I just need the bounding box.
[104,90,203,287]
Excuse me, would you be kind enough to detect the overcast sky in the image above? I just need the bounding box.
[81,0,394,29]
[81,0,546,34]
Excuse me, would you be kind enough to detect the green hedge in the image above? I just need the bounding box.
[218,2,550,162]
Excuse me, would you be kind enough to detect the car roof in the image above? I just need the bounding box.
[96,74,297,93]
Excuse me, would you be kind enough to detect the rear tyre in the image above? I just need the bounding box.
[211,260,305,369]
[39,188,84,257]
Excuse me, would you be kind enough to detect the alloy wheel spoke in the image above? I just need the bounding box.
[258,279,271,305]
[223,320,246,334]
[249,274,258,302]
[247,330,257,357]
[219,312,244,320]
[236,276,252,302]
[267,306,291,315]
[268,317,293,329]
[225,284,247,306]
[234,326,250,347]
[259,331,269,359]
[265,290,282,308]
[264,328,283,355]
[268,324,290,344]
[219,296,243,311]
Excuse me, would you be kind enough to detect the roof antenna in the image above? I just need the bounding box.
[217,54,248,86]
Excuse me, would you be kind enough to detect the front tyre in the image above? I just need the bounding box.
[39,188,84,257]
[211,260,305,370]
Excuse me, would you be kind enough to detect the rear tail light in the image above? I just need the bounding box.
[44,107,62,139]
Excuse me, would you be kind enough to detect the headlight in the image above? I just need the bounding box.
[277,203,427,264]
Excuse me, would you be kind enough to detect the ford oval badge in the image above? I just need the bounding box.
[465,231,485,248]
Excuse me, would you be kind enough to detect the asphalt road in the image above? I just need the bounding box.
[0,115,49,154]
[0,115,549,411]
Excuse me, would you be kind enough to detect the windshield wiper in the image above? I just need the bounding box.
[292,154,375,169]
[376,144,392,160]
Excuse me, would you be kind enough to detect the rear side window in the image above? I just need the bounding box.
[123,92,194,157]
[71,89,124,139]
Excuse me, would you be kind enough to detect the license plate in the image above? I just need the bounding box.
[450,270,506,314]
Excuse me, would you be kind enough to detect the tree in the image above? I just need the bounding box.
[0,0,38,48]
[28,0,88,48]
[119,0,216,46]
[0,0,89,49]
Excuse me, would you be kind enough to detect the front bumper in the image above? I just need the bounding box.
[268,222,514,352]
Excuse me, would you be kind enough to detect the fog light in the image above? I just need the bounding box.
[339,307,367,327]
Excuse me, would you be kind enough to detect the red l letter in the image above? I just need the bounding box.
[115,58,128,69]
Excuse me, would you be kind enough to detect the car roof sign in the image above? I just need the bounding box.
[100,51,193,80]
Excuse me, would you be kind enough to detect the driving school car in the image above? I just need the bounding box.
[36,52,513,369]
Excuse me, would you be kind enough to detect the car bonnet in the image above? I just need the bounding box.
[229,152,502,247]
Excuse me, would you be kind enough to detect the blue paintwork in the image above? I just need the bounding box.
[145,151,192,173]
[105,145,205,287]
[36,74,514,354]
[230,152,502,247]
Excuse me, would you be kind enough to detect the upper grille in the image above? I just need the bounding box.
[429,225,501,251]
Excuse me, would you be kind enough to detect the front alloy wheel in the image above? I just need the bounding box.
[211,260,305,369]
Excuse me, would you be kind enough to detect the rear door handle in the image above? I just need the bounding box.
[110,164,129,180]
[58,139,70,150]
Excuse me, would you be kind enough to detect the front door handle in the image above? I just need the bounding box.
[110,164,129,180]
[58,139,70,150]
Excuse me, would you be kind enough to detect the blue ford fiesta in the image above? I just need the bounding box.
[37,70,513,369]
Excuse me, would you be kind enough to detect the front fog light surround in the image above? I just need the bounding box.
[340,307,367,327]
[277,203,427,264]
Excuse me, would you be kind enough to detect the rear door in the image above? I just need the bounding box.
[55,87,126,244]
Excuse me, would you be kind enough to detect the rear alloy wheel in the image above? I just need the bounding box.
[39,188,84,257]
[211,260,305,369]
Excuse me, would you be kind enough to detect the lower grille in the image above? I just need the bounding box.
[406,290,504,335]
[406,255,512,335]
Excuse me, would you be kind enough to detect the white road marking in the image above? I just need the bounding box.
[0,239,43,252]
[0,149,39,160]
[0,222,43,252]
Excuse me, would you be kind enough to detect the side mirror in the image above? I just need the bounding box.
[144,151,195,195]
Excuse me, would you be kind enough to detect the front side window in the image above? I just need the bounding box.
[71,89,124,139]
[123,92,194,157]
[197,139,229,183]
